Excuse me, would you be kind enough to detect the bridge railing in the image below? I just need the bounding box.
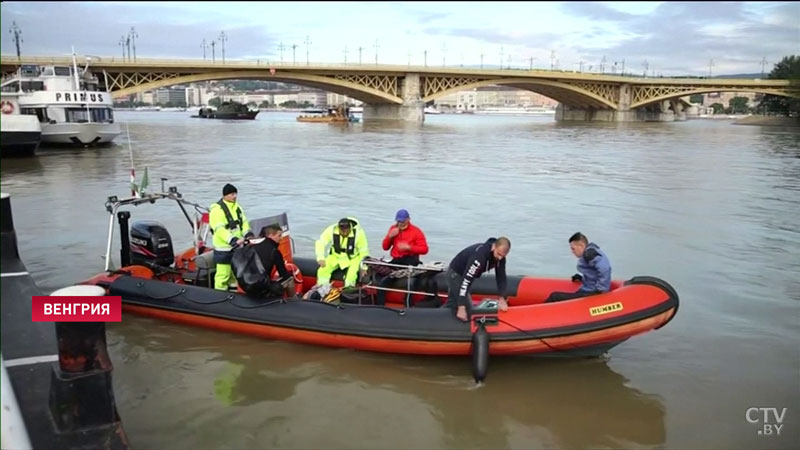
[0,55,791,87]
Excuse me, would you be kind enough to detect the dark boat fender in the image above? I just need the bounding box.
[471,323,490,383]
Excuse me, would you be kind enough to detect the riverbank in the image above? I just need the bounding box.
[733,115,800,126]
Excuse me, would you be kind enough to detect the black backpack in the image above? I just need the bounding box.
[231,245,270,296]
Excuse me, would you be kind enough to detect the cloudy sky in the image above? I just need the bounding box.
[1,1,797,76]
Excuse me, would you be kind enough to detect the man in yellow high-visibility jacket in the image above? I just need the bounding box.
[209,184,252,290]
[315,217,368,287]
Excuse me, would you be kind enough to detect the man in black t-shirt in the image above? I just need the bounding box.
[445,237,510,322]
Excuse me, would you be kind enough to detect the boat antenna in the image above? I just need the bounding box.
[70,46,80,91]
[126,122,137,198]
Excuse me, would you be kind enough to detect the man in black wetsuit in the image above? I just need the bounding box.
[444,237,510,322]
[252,224,295,297]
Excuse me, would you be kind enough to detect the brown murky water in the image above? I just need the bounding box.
[2,112,798,448]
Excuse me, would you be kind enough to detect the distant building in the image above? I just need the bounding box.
[702,91,758,107]
[326,93,363,106]
[457,91,477,111]
[297,90,327,106]
[433,86,558,110]
[155,87,186,105]
[185,84,208,106]
[272,93,299,105]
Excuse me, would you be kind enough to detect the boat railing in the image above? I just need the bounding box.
[103,186,208,272]
[359,259,446,307]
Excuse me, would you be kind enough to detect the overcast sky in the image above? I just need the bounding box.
[2,1,797,76]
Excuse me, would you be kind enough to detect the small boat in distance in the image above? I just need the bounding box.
[192,101,258,120]
[297,105,358,123]
[424,106,443,115]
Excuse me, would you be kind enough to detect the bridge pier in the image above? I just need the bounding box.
[556,102,686,123]
[363,74,424,122]
[555,82,687,122]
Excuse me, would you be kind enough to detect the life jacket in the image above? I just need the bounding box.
[216,199,243,232]
[331,230,356,257]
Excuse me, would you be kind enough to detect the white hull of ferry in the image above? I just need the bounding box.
[0,114,42,157]
[40,122,121,145]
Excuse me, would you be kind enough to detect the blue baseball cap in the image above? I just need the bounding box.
[395,209,410,221]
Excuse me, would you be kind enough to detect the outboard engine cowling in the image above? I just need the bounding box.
[130,220,174,267]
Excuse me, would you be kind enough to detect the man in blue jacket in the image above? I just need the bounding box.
[546,232,612,303]
[445,237,510,322]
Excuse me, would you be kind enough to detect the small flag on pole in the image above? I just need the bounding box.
[140,167,149,194]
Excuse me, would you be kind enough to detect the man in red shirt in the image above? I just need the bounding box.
[375,209,430,305]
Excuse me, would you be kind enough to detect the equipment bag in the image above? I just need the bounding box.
[231,245,270,296]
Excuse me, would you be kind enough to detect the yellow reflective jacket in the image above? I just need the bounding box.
[315,217,369,264]
[209,198,251,251]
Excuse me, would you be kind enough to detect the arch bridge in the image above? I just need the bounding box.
[2,56,795,122]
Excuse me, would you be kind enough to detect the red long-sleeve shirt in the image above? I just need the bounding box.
[382,222,429,260]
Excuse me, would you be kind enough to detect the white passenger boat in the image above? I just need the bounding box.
[2,52,119,146]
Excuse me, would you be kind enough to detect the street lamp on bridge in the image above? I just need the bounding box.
[304,35,311,66]
[118,36,126,61]
[278,42,285,63]
[291,44,298,64]
[374,40,380,65]
[129,27,138,61]
[9,21,22,60]
[344,46,349,64]
[441,43,446,67]
[211,40,216,64]
[219,31,227,64]
[201,39,207,60]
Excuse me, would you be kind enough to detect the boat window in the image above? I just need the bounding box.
[90,108,113,123]
[1,82,19,93]
[54,67,72,76]
[20,108,48,122]
[42,67,55,76]
[20,65,39,76]
[21,81,45,92]
[21,107,49,123]
[65,108,89,123]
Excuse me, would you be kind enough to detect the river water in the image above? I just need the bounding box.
[1,111,798,449]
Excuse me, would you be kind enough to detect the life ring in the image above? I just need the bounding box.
[0,101,14,115]
[284,262,304,296]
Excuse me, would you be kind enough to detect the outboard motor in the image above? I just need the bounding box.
[130,220,174,267]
